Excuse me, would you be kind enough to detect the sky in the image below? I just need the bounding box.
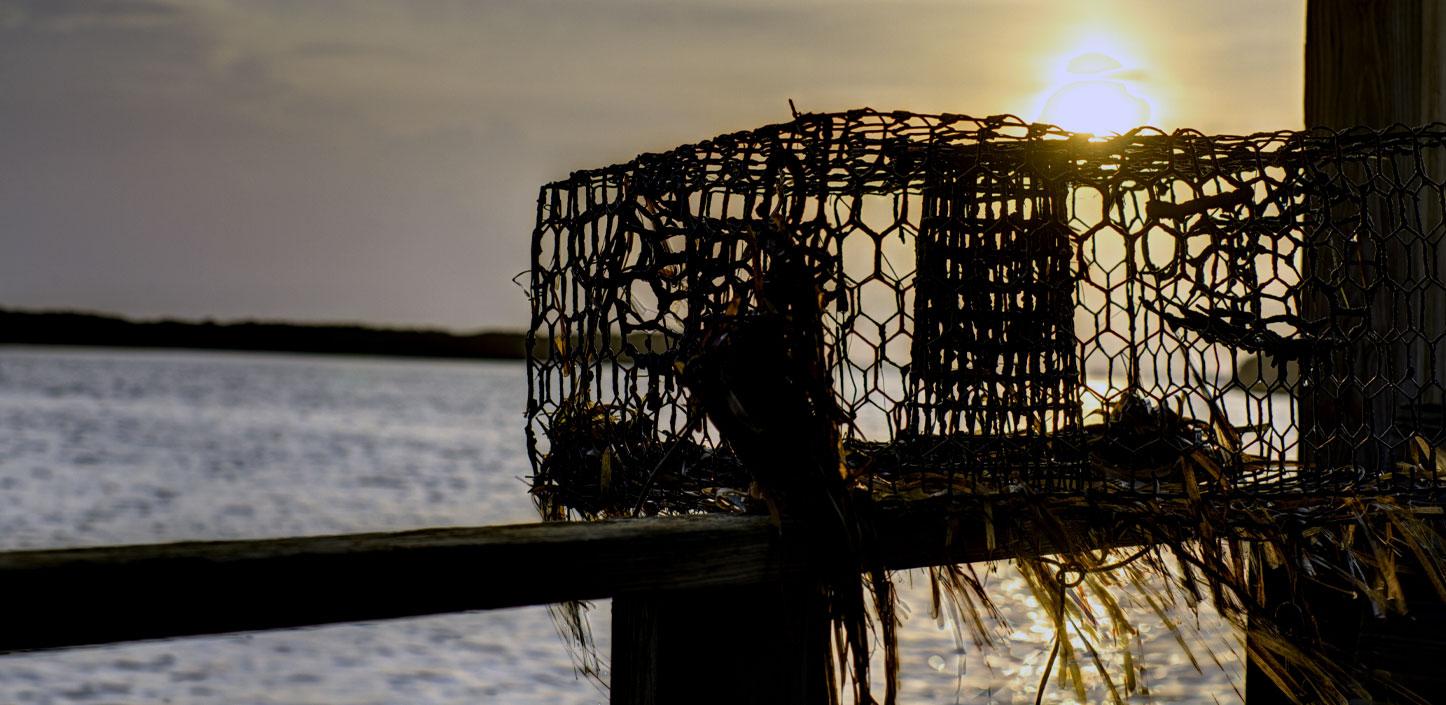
[0,0,1303,330]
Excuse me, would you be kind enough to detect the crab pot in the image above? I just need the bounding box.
[529,111,1446,516]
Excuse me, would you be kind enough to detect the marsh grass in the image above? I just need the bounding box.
[533,390,1446,704]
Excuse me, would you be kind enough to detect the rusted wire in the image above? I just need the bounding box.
[526,109,1446,516]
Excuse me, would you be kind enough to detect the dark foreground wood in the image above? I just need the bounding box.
[612,580,832,705]
[0,504,1135,653]
[1245,2,1446,703]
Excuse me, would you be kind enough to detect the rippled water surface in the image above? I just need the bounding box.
[0,347,1241,704]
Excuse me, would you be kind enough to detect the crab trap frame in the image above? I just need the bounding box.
[527,109,1446,516]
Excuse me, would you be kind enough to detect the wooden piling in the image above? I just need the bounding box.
[1248,2,1446,702]
[612,580,831,705]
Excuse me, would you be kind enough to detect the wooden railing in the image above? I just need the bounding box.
[0,507,1139,651]
[0,506,1138,704]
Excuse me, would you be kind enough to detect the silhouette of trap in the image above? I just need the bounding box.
[526,110,1446,517]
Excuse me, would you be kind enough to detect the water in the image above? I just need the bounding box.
[0,346,1241,704]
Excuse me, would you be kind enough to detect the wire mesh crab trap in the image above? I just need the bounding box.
[526,109,1446,517]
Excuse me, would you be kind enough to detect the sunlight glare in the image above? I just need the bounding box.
[1040,79,1150,135]
[1066,51,1122,75]
[1036,40,1155,136]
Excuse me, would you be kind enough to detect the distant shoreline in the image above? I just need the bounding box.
[0,308,537,361]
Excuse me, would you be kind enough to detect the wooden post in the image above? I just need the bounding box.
[1248,2,1446,702]
[1298,0,1446,469]
[1304,0,1438,127]
[611,580,831,705]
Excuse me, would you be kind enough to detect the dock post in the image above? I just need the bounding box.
[611,579,831,705]
[1248,1,1446,702]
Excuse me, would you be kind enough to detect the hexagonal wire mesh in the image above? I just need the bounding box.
[526,109,1446,518]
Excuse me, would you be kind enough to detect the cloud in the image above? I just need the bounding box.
[76,0,1046,146]
[0,0,1304,328]
[0,0,183,32]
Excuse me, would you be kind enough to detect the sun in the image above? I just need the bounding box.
[1040,79,1150,135]
[1037,49,1153,135]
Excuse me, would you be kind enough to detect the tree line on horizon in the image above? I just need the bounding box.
[0,308,534,360]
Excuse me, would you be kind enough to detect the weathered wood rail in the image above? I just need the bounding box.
[0,506,1138,654]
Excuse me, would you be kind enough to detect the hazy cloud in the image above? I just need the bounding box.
[0,0,1304,328]
[1,0,184,31]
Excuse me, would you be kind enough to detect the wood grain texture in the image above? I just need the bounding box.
[1251,3,1446,703]
[0,515,783,652]
[0,504,1138,653]
[1299,0,1440,472]
[1304,0,1426,129]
